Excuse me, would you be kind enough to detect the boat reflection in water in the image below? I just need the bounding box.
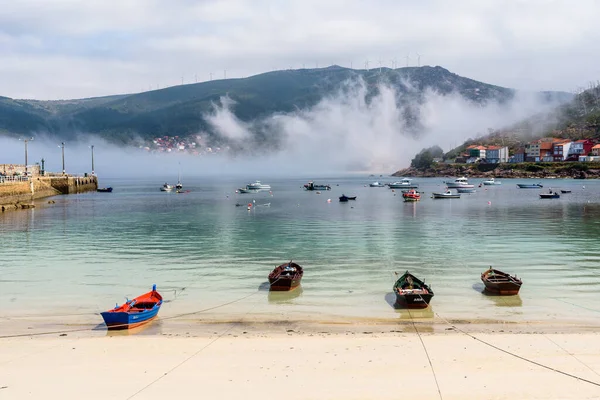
[268,286,303,304]
[481,291,523,307]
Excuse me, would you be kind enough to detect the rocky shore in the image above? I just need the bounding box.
[392,162,600,179]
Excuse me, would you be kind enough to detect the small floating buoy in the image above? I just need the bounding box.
[247,203,252,208]
[327,199,331,203]
[487,201,491,205]
[583,186,586,189]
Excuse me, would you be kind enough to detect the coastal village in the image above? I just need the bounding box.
[456,138,600,164]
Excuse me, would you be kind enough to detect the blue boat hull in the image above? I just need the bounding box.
[101,304,161,330]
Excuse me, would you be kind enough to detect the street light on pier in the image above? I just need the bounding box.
[89,145,95,176]
[19,137,34,175]
[58,142,65,175]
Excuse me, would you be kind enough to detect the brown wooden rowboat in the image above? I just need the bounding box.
[268,261,303,291]
[481,267,522,295]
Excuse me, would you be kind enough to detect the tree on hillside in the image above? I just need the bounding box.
[410,145,443,169]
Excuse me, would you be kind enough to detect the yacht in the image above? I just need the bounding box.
[388,178,419,189]
[444,176,474,188]
[160,183,174,192]
[369,181,386,187]
[246,181,271,191]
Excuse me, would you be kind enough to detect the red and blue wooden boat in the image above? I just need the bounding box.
[101,285,163,330]
[268,261,303,291]
[393,271,434,309]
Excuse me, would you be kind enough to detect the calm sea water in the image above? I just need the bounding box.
[1,176,600,333]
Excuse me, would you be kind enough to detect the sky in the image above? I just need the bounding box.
[1,0,599,100]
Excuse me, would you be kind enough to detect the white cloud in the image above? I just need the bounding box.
[0,0,599,99]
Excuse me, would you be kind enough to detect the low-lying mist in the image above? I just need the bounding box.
[0,77,563,179]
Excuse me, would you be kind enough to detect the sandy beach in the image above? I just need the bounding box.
[1,321,600,400]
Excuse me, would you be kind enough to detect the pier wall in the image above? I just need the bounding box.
[0,176,97,211]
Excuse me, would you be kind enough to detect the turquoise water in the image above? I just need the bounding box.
[1,176,600,333]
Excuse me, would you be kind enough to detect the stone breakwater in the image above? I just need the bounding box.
[0,176,97,212]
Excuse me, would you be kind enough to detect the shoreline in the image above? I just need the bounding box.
[2,328,599,399]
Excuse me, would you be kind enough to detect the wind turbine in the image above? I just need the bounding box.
[365,59,370,71]
[416,52,422,67]
[405,53,410,67]
[378,58,383,73]
[210,72,213,81]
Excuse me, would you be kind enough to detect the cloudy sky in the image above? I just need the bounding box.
[1,0,599,100]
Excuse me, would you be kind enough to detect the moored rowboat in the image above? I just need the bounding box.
[393,271,434,308]
[481,268,522,295]
[101,285,163,330]
[268,261,303,291]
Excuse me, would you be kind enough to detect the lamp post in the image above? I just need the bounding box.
[90,145,95,175]
[59,142,65,175]
[20,137,34,176]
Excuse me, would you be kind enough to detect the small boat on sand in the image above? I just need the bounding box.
[97,187,113,193]
[393,271,434,308]
[100,285,163,330]
[481,268,522,295]
[268,261,303,291]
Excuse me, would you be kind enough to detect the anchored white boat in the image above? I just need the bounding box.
[160,183,174,192]
[432,190,461,199]
[388,178,419,189]
[369,181,386,187]
[482,178,501,186]
[246,181,271,191]
[444,176,474,189]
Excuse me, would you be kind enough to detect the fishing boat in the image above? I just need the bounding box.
[160,183,174,192]
[268,261,303,291]
[517,183,543,189]
[444,176,474,188]
[402,189,421,202]
[304,181,331,191]
[560,189,571,194]
[393,271,434,308]
[339,194,357,202]
[456,187,476,193]
[96,187,113,193]
[481,268,522,295]
[388,178,419,189]
[100,285,163,330]
[237,187,256,194]
[369,181,386,187]
[432,190,461,199]
[540,192,560,199]
[482,178,502,185]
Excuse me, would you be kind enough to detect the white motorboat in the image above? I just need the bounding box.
[160,183,174,192]
[246,180,271,191]
[369,181,386,187]
[388,178,419,189]
[432,190,461,199]
[444,176,474,188]
[482,178,501,186]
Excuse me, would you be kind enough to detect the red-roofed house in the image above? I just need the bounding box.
[553,141,572,161]
[569,139,595,157]
[485,146,509,163]
[592,144,600,157]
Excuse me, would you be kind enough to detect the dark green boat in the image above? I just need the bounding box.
[393,271,434,309]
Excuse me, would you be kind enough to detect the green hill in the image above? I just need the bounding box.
[0,66,572,146]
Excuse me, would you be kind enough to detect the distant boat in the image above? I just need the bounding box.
[432,190,461,199]
[482,178,502,185]
[517,183,543,189]
[176,163,183,190]
[444,176,474,188]
[481,268,522,295]
[402,189,421,202]
[339,194,357,202]
[160,183,174,192]
[388,178,419,189]
[393,271,434,309]
[268,261,303,291]
[456,187,477,193]
[539,192,560,199]
[560,189,571,194]
[246,180,271,191]
[304,181,331,191]
[237,188,256,194]
[100,285,163,330]
[97,187,113,193]
[369,181,386,187]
